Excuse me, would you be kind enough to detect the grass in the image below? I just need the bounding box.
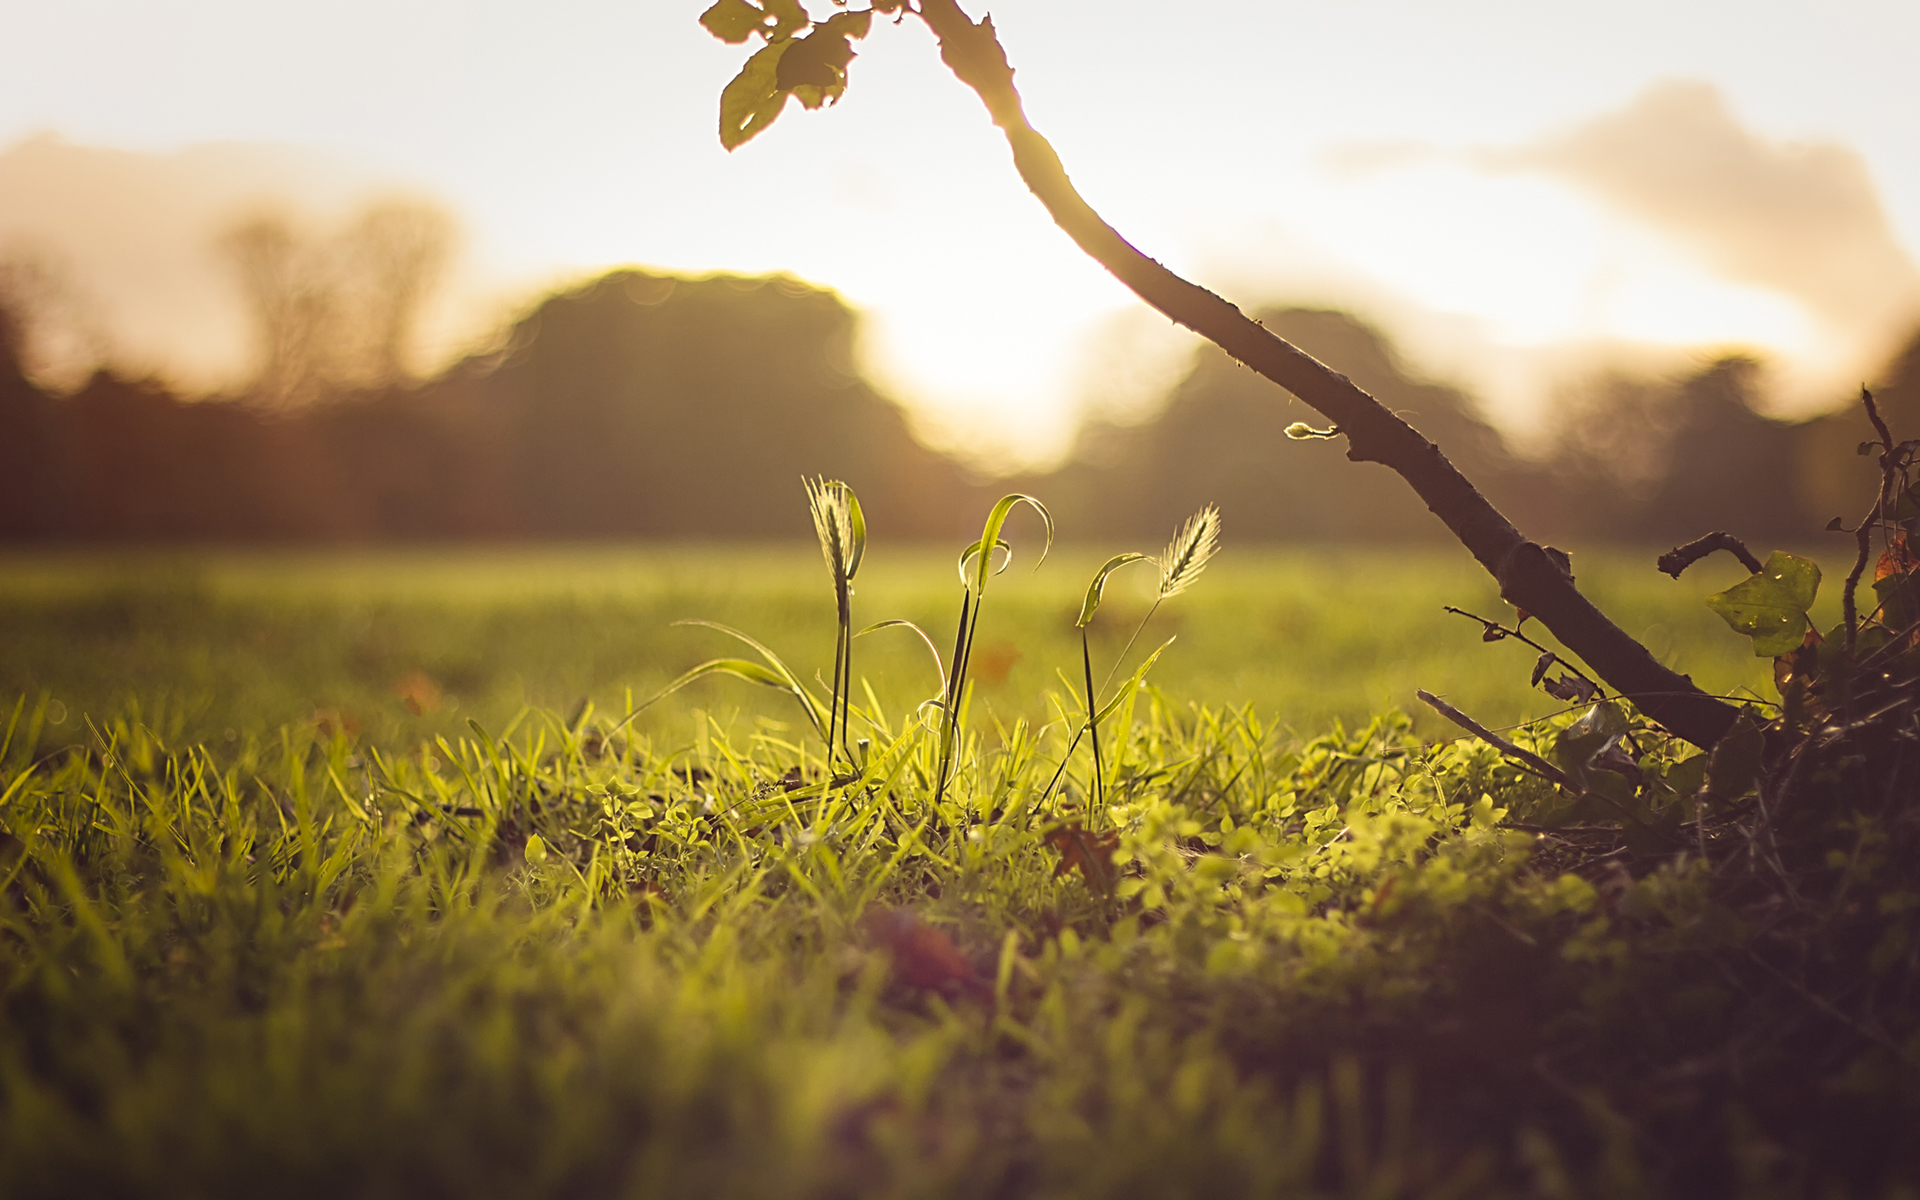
[0,541,1783,751]
[1,539,1907,1197]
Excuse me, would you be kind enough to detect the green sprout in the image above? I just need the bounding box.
[805,476,866,769]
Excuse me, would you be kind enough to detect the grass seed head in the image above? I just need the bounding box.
[804,477,864,587]
[1156,504,1221,600]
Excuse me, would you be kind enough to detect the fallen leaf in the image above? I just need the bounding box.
[969,639,1022,685]
[863,909,990,1002]
[394,670,443,715]
[1044,822,1120,896]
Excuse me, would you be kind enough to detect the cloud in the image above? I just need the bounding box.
[1483,81,1920,352]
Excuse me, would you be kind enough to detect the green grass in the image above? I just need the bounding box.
[1,543,1907,1198]
[0,543,1783,753]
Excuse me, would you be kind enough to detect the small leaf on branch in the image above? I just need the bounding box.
[1826,516,1847,532]
[776,26,858,100]
[1481,627,1505,643]
[699,0,767,44]
[1587,734,1643,786]
[819,8,873,40]
[1772,628,1823,700]
[1704,550,1821,657]
[719,41,793,150]
[1529,651,1554,687]
[1542,674,1597,704]
[759,0,810,39]
[1859,441,1880,456]
[1552,701,1627,780]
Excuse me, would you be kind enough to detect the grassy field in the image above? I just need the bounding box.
[0,541,1789,752]
[2,540,1908,1199]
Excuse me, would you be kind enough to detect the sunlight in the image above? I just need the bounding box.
[1298,158,1821,356]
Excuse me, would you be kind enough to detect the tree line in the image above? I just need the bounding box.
[0,262,1914,545]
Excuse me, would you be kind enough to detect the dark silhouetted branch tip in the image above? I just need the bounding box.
[1658,533,1763,579]
[1844,386,1901,655]
[1416,690,1573,789]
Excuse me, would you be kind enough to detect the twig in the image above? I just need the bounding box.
[1418,690,1679,842]
[1855,613,1920,672]
[1416,690,1574,789]
[1656,532,1762,579]
[1443,606,1600,693]
[1845,387,1898,655]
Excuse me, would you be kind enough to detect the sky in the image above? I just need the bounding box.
[2,0,1919,468]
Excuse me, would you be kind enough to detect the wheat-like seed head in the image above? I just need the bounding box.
[1156,504,1221,599]
[805,477,856,586]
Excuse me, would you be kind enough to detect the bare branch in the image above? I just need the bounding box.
[1845,388,1898,655]
[1416,690,1574,788]
[1657,532,1763,579]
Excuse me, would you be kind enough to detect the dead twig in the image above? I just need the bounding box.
[1418,689,1681,843]
[1416,689,1574,789]
[1845,387,1899,655]
[1657,532,1763,579]
[1444,605,1601,700]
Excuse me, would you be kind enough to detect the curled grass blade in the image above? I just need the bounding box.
[600,620,829,740]
[857,618,949,699]
[956,538,1012,589]
[968,494,1054,596]
[1077,553,1150,628]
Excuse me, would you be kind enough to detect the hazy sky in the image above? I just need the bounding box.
[3,0,1918,466]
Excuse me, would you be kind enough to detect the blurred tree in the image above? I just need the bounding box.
[1543,371,1679,497]
[220,199,456,405]
[1796,328,1920,529]
[1535,357,1808,544]
[450,268,978,538]
[0,292,62,538]
[0,249,109,393]
[1631,357,1803,542]
[336,200,456,387]
[1037,309,1519,541]
[221,213,328,406]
